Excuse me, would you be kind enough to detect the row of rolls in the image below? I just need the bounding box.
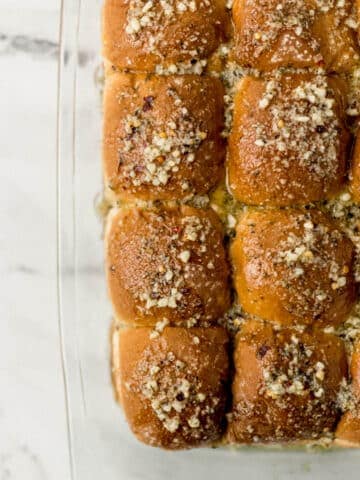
[102,0,360,448]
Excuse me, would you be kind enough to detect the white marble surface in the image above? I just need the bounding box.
[0,1,70,478]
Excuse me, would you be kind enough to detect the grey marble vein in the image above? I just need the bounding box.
[0,34,58,58]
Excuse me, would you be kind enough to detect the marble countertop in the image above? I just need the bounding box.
[0,1,70,478]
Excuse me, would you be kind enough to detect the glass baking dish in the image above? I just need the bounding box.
[57,0,360,477]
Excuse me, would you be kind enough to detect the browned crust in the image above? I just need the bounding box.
[105,204,231,327]
[112,326,230,449]
[232,0,359,72]
[103,0,230,72]
[231,208,356,327]
[335,411,360,446]
[227,320,348,444]
[335,338,360,446]
[103,73,225,200]
[350,134,360,202]
[228,73,350,206]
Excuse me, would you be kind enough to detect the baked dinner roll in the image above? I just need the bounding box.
[335,411,360,446]
[112,326,229,449]
[232,0,360,72]
[352,337,360,397]
[106,205,230,326]
[103,0,229,73]
[103,73,225,201]
[228,73,350,206]
[231,208,356,327]
[336,338,360,446]
[227,320,347,444]
[350,134,360,201]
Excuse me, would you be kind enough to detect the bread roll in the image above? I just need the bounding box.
[106,205,230,326]
[336,411,360,447]
[335,338,360,446]
[103,0,229,72]
[352,338,360,397]
[228,73,350,206]
[227,320,347,444]
[350,134,360,202]
[112,326,229,449]
[231,208,356,327]
[232,0,359,72]
[103,73,225,201]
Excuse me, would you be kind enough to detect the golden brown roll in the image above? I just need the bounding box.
[352,338,360,397]
[227,320,347,444]
[106,205,230,326]
[350,134,360,201]
[228,73,350,206]
[103,0,229,73]
[231,208,356,327]
[335,411,360,447]
[112,326,229,449]
[336,338,360,446]
[232,0,359,72]
[103,73,225,201]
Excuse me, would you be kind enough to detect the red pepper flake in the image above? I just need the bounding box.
[143,96,154,112]
[257,344,270,359]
